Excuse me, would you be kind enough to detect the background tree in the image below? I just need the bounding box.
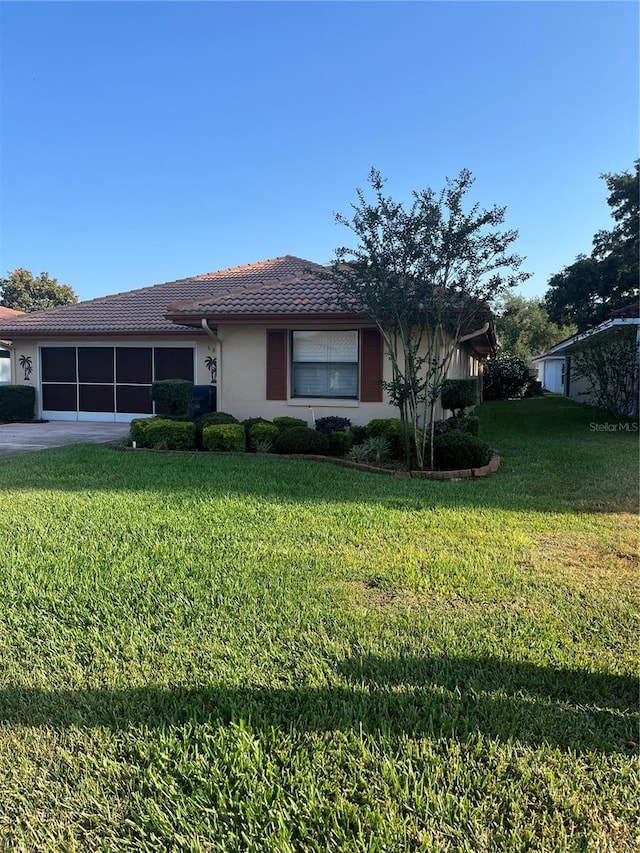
[494,293,576,359]
[326,168,529,469]
[545,161,639,332]
[0,268,78,312]
[570,326,639,419]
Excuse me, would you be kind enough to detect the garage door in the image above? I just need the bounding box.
[40,345,194,422]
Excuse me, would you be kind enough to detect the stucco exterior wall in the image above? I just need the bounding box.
[217,324,398,424]
[217,325,484,425]
[7,327,485,425]
[10,337,204,419]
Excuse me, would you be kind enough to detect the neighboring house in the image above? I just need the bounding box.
[0,306,24,384]
[533,304,640,415]
[531,352,566,394]
[0,255,495,424]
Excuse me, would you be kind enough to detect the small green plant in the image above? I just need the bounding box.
[347,444,371,463]
[362,435,390,463]
[433,431,492,470]
[315,416,352,435]
[253,439,273,454]
[347,435,390,464]
[242,417,272,449]
[130,418,196,451]
[195,412,240,448]
[447,415,480,436]
[273,426,329,454]
[202,423,246,452]
[249,422,279,450]
[348,424,367,445]
[151,379,194,417]
[196,412,239,427]
[327,431,353,457]
[365,419,408,460]
[273,416,308,431]
[440,378,478,416]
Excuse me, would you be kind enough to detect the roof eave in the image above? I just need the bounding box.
[165,311,372,327]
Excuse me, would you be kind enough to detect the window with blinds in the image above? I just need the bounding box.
[291,330,358,398]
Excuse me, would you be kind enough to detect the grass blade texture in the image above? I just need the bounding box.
[0,397,638,851]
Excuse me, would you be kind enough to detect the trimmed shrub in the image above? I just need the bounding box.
[129,418,152,446]
[249,422,279,450]
[365,418,409,460]
[0,385,35,422]
[131,418,196,450]
[197,412,239,427]
[273,415,308,431]
[447,415,480,436]
[195,412,239,448]
[440,378,478,415]
[348,424,367,445]
[315,416,352,435]
[433,431,492,470]
[483,356,530,400]
[273,426,329,455]
[202,423,246,453]
[327,431,353,457]
[151,379,194,417]
[241,417,271,444]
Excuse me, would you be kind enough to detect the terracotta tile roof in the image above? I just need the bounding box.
[0,256,321,338]
[165,271,362,324]
[0,306,23,318]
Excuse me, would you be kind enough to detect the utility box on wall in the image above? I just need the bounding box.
[191,385,217,418]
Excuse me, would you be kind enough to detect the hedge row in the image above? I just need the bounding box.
[0,385,36,423]
[128,411,492,471]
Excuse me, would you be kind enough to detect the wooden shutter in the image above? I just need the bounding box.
[266,329,287,400]
[360,328,383,402]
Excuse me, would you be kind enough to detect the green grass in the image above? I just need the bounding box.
[0,396,637,851]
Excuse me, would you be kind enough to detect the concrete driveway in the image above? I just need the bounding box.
[0,421,130,457]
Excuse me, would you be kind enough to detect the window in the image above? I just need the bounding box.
[291,330,358,398]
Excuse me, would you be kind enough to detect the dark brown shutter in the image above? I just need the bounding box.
[360,328,383,402]
[266,329,287,400]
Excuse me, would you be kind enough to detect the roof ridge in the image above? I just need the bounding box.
[2,256,320,314]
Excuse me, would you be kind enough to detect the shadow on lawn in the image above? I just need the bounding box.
[1,655,636,755]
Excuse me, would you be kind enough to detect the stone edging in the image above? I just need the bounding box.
[273,452,501,479]
[119,443,501,480]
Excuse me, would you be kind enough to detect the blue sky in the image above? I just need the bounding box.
[1,1,637,303]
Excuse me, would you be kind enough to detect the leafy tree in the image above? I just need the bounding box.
[325,168,529,469]
[494,293,576,358]
[570,326,639,419]
[0,268,77,312]
[545,162,639,332]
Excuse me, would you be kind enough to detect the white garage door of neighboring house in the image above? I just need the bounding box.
[40,345,195,422]
[0,349,10,384]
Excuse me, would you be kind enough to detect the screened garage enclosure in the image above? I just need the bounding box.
[40,345,194,421]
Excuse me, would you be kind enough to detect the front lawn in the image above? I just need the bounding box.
[0,397,637,851]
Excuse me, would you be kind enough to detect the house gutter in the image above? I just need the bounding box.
[201,319,222,411]
[201,318,221,345]
[458,321,491,347]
